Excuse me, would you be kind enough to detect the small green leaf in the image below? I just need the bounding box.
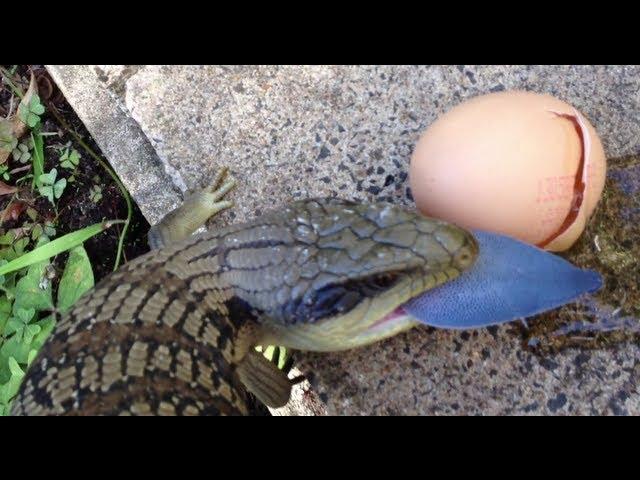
[12,238,29,257]
[53,178,66,199]
[0,333,31,373]
[0,357,25,406]
[57,246,94,312]
[90,185,103,203]
[0,232,16,246]
[15,307,35,324]
[23,324,41,345]
[27,113,39,128]
[38,185,53,204]
[4,317,23,337]
[8,357,23,376]
[1,139,16,153]
[31,315,55,352]
[2,237,31,263]
[0,314,56,400]
[30,95,45,115]
[0,120,17,153]
[0,315,56,385]
[26,208,38,222]
[36,234,50,248]
[26,349,38,366]
[0,296,12,332]
[31,224,43,240]
[39,168,57,185]
[19,151,31,163]
[69,150,80,165]
[18,104,30,125]
[12,258,54,313]
[0,275,17,302]
[18,94,45,129]
[60,160,74,169]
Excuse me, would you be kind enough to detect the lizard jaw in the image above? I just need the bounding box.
[358,307,418,342]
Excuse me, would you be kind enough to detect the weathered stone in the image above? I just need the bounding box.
[47,65,640,415]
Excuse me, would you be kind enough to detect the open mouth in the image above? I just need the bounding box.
[366,306,413,334]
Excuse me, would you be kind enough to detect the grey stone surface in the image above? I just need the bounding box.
[300,323,640,415]
[46,65,182,225]
[48,65,640,415]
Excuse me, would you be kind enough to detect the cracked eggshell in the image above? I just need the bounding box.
[409,91,606,251]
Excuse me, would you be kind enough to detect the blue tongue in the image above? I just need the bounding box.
[403,230,603,329]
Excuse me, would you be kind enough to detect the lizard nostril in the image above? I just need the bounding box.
[454,247,476,270]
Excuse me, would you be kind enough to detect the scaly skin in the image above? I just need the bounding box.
[12,198,477,416]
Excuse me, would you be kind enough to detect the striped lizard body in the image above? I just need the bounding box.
[12,195,477,416]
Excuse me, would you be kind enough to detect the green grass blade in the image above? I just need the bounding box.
[30,129,44,189]
[0,220,124,276]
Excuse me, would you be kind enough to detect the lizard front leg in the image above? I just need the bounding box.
[147,166,237,249]
[145,166,299,410]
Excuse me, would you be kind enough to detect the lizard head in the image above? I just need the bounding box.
[225,198,478,352]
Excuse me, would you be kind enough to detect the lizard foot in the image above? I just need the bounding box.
[147,165,237,249]
[237,346,305,409]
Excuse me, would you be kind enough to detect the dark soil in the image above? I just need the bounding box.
[1,65,150,283]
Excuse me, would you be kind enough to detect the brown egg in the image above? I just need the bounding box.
[409,91,606,251]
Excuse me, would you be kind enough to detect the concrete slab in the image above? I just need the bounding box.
[46,65,182,225]
[47,65,640,415]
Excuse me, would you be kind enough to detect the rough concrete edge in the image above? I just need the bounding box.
[45,65,181,225]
